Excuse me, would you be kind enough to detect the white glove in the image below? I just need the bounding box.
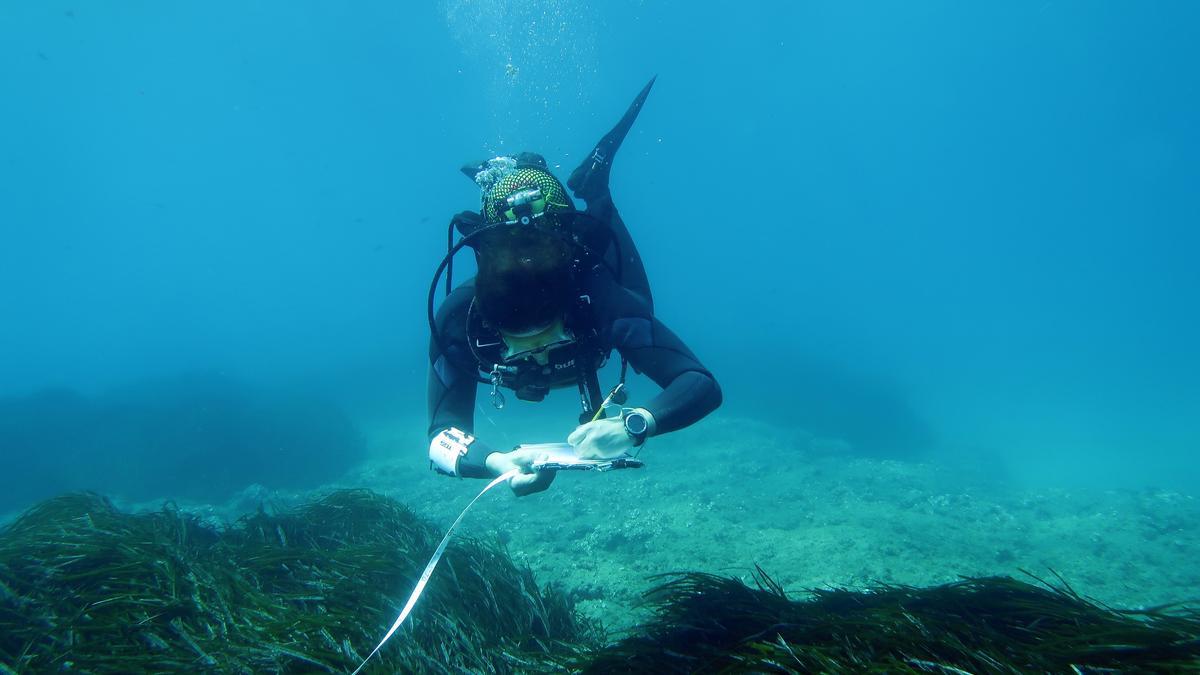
[567,417,634,460]
[484,447,556,497]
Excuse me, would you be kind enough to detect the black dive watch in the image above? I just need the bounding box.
[623,409,650,447]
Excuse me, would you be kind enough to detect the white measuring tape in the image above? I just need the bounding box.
[350,468,520,675]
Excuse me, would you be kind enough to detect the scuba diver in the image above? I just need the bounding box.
[426,78,722,496]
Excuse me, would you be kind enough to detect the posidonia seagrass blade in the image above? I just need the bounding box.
[576,569,1200,673]
[0,490,597,674]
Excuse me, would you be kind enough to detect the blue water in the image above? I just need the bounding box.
[1,2,1197,508]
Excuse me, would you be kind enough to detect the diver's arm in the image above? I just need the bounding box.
[425,358,554,494]
[614,317,722,435]
[425,355,475,439]
[426,348,502,479]
[426,343,556,493]
[426,286,498,479]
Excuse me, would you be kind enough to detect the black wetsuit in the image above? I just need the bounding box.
[426,194,722,477]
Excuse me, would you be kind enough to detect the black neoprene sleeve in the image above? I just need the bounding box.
[616,316,722,434]
[426,284,498,478]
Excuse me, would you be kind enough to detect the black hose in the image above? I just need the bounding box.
[445,219,455,296]
[427,232,491,384]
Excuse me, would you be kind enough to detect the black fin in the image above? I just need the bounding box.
[568,76,657,203]
[460,160,486,180]
[451,210,483,238]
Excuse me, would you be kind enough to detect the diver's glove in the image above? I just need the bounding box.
[429,428,555,496]
[568,408,656,459]
[485,446,556,497]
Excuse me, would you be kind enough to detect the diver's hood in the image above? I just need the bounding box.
[453,150,613,251]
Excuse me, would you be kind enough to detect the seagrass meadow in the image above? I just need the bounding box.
[0,491,596,673]
[3,483,1199,673]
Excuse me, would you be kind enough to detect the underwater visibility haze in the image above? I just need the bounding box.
[1,1,1199,671]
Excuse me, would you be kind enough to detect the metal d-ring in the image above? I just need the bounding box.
[489,365,506,409]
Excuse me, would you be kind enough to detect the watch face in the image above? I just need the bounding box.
[625,413,648,435]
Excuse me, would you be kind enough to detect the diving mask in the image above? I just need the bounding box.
[501,319,573,364]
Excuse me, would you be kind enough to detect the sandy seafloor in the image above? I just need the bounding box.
[13,414,1197,640]
[349,415,1200,636]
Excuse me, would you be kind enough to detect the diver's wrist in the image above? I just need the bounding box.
[632,407,657,436]
[484,451,512,478]
[429,427,500,479]
[429,427,471,476]
[622,408,656,446]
